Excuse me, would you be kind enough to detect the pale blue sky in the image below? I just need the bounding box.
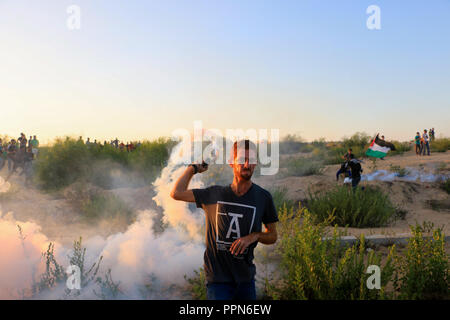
[1,0,449,144]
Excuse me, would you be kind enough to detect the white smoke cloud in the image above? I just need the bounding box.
[153,142,205,240]
[0,211,60,299]
[362,168,448,183]
[0,177,11,193]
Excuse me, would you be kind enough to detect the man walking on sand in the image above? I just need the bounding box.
[170,140,278,300]
[422,129,430,156]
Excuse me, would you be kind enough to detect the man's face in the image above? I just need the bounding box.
[231,149,257,181]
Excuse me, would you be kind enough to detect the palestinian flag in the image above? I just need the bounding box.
[366,134,396,158]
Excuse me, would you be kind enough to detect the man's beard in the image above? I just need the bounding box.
[239,169,253,180]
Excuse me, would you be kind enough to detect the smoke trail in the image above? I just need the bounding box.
[0,141,206,299]
[153,142,205,240]
[362,168,448,183]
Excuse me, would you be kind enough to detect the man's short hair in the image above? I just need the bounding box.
[231,139,257,163]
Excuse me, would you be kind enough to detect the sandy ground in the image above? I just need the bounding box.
[254,150,450,236]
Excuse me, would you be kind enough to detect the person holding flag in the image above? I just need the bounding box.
[365,134,396,158]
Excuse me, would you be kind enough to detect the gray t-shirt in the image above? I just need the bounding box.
[193,183,278,284]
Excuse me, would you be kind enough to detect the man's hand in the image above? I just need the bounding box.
[230,233,258,255]
[170,163,208,202]
[230,223,277,255]
[195,161,209,173]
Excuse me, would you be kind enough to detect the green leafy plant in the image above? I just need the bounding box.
[184,268,207,300]
[268,206,395,300]
[307,186,398,228]
[393,222,449,299]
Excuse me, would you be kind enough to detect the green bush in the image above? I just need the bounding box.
[391,141,412,155]
[431,138,450,152]
[270,187,295,210]
[81,193,134,222]
[34,137,174,190]
[269,206,395,300]
[393,222,449,299]
[342,132,372,150]
[283,157,324,177]
[307,186,398,228]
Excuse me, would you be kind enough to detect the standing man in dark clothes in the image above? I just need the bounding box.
[21,146,34,186]
[348,154,363,189]
[19,133,27,151]
[336,148,353,181]
[7,140,17,172]
[170,140,278,300]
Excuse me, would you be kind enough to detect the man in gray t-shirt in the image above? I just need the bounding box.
[170,140,278,300]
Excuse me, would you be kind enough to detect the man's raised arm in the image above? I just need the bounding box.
[170,164,207,202]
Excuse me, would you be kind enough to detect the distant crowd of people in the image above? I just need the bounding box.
[414,128,435,156]
[0,133,40,185]
[80,137,142,152]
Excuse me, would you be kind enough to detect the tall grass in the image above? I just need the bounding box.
[33,238,120,299]
[307,186,399,228]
